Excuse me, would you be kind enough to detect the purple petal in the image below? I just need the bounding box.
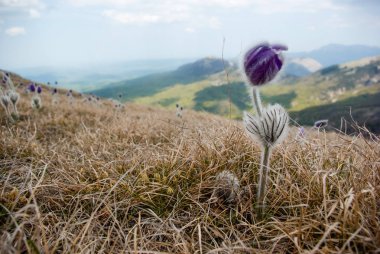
[271,44,288,51]
[243,42,287,86]
[29,83,36,92]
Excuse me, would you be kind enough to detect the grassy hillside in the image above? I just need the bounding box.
[1,72,379,253]
[290,92,380,134]
[92,57,231,99]
[123,56,380,133]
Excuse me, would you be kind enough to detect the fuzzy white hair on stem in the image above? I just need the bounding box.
[244,104,289,149]
[1,95,11,116]
[8,91,20,119]
[31,95,42,109]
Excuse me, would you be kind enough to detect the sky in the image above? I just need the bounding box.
[1,0,380,69]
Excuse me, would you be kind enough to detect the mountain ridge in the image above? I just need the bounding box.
[90,54,380,133]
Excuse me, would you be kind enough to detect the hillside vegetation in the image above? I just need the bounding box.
[92,58,231,100]
[94,56,380,133]
[1,73,379,253]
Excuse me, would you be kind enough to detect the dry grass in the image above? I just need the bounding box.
[1,82,379,253]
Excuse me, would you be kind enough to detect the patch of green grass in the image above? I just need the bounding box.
[194,82,251,111]
[290,91,380,133]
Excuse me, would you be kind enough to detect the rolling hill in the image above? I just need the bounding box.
[1,71,378,253]
[90,55,380,134]
[91,57,232,99]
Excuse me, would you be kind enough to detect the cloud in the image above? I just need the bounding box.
[102,6,189,25]
[247,0,344,14]
[208,17,221,29]
[0,0,44,19]
[102,10,160,24]
[67,0,135,7]
[5,26,26,36]
[67,0,349,29]
[0,0,42,8]
[66,0,344,12]
[185,27,195,33]
[29,8,41,18]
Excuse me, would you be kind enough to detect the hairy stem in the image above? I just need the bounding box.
[252,87,263,117]
[257,145,271,218]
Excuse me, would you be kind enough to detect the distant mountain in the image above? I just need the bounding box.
[92,57,232,99]
[284,57,323,77]
[15,58,194,92]
[97,55,380,133]
[289,44,380,67]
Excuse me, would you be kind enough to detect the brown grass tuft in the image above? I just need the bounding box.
[1,81,379,253]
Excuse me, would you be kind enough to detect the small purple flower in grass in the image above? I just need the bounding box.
[314,119,328,129]
[298,127,305,137]
[37,86,42,94]
[28,83,36,92]
[243,42,287,86]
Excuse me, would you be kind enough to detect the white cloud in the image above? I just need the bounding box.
[249,0,344,14]
[0,0,44,19]
[208,17,221,30]
[29,8,41,18]
[65,0,343,12]
[5,26,26,36]
[102,10,160,24]
[188,0,251,8]
[185,27,195,33]
[0,0,43,9]
[67,0,135,7]
[102,7,189,25]
[67,0,347,29]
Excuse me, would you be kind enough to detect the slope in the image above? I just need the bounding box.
[1,71,379,253]
[92,57,231,99]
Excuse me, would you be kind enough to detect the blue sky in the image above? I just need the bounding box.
[1,0,380,69]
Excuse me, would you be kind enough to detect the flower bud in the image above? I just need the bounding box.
[243,42,287,86]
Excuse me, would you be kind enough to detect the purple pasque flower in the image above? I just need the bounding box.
[28,83,36,92]
[243,42,287,86]
[37,86,42,94]
[298,127,305,137]
[314,119,328,128]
